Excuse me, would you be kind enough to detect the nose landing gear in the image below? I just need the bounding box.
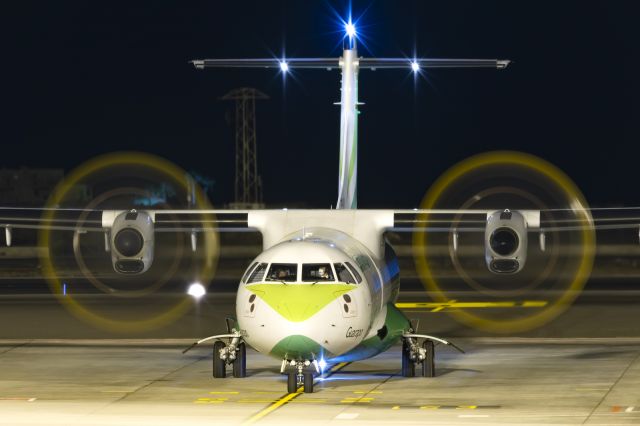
[282,359,319,393]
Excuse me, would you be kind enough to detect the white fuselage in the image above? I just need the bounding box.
[235,227,400,361]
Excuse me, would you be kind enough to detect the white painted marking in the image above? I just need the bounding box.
[335,413,360,420]
[27,398,36,402]
[458,414,489,418]
[625,406,635,413]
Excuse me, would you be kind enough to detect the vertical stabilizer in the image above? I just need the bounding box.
[336,47,359,209]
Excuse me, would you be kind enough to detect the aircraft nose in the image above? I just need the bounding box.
[273,333,325,359]
[245,283,355,323]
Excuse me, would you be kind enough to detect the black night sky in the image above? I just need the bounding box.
[4,1,640,208]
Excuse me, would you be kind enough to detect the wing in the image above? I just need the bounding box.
[390,208,640,234]
[0,208,253,234]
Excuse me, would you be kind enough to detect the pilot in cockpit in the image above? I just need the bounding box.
[317,266,329,280]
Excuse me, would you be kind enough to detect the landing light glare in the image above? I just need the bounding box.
[318,358,328,371]
[411,61,420,73]
[279,61,289,72]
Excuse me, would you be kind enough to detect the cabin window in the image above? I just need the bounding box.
[266,263,298,282]
[247,263,268,283]
[302,263,335,282]
[334,263,356,284]
[344,262,362,283]
[241,262,258,283]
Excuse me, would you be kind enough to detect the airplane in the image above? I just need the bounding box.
[1,20,630,394]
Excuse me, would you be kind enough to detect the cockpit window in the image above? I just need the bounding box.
[241,262,258,283]
[344,262,362,283]
[302,263,335,282]
[266,263,298,282]
[247,263,268,283]
[334,263,356,284]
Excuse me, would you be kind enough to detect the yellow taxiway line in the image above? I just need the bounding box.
[241,362,349,425]
[396,300,548,311]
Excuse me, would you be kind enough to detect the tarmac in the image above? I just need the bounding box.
[1,338,639,425]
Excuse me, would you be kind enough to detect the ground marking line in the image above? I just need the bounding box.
[241,361,350,425]
[111,352,209,406]
[0,341,31,356]
[334,413,359,420]
[585,350,640,423]
[0,397,37,402]
[396,300,548,311]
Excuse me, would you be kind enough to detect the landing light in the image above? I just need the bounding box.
[187,282,206,299]
[279,61,289,72]
[411,61,420,73]
[318,358,327,371]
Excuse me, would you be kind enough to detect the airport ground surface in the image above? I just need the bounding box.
[1,279,640,424]
[0,281,640,339]
[1,338,639,425]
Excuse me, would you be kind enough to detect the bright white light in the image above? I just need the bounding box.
[411,61,420,73]
[318,358,328,371]
[345,22,356,38]
[187,282,206,299]
[279,61,289,72]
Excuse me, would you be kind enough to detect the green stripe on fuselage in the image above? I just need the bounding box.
[246,283,355,322]
[269,334,328,359]
[330,303,410,362]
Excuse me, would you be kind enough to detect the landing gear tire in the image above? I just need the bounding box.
[303,372,314,393]
[402,341,415,377]
[287,372,297,393]
[232,343,246,378]
[421,340,435,377]
[213,341,226,378]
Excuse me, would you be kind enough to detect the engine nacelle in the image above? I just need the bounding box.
[485,209,527,274]
[110,210,154,274]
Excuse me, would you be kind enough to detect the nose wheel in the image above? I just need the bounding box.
[283,359,319,393]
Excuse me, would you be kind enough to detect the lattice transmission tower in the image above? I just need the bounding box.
[221,88,268,209]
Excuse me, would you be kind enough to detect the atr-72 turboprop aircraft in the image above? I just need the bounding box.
[4,22,626,394]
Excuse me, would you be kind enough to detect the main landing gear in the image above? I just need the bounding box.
[182,319,247,379]
[213,339,246,378]
[401,332,464,378]
[282,359,320,393]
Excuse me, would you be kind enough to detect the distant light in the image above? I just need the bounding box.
[63,282,67,296]
[411,61,420,73]
[279,61,289,72]
[345,21,356,38]
[318,358,327,371]
[188,282,206,299]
